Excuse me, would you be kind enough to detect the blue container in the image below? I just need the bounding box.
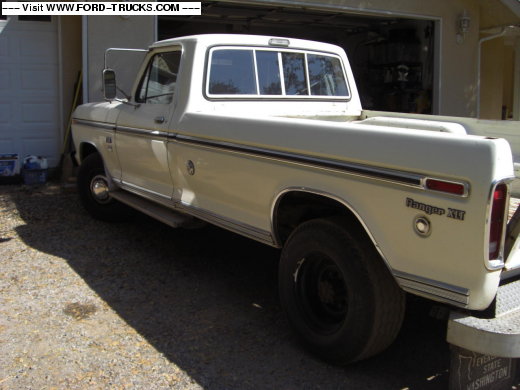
[22,155,48,185]
[23,169,48,185]
[0,154,18,176]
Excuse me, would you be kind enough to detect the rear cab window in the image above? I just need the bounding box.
[206,46,350,100]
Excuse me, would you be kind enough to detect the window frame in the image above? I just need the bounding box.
[204,45,351,101]
[207,48,258,96]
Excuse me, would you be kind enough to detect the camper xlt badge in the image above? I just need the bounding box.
[406,198,466,221]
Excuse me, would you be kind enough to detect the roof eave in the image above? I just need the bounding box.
[501,0,520,18]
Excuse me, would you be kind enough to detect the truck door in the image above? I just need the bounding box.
[115,48,181,199]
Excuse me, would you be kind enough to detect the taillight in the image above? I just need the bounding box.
[489,183,508,260]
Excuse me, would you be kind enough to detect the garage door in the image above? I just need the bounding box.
[0,16,60,171]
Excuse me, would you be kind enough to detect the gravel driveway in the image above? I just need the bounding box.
[0,182,505,389]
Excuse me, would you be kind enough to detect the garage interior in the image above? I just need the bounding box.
[159,1,436,114]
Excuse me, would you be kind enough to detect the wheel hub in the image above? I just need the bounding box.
[90,175,110,204]
[297,256,348,333]
[317,266,347,315]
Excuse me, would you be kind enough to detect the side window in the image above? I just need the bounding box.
[256,51,282,95]
[136,51,181,104]
[209,50,256,95]
[307,54,348,96]
[281,52,307,95]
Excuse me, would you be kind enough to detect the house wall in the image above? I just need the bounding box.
[59,16,82,146]
[515,39,520,120]
[479,34,520,121]
[480,38,505,120]
[502,45,514,119]
[85,16,155,102]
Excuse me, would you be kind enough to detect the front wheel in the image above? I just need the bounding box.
[77,153,128,221]
[279,217,405,365]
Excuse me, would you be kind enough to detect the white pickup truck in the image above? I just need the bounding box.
[71,34,520,364]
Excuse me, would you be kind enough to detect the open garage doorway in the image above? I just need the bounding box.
[159,1,437,114]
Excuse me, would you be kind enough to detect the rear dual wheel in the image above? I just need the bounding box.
[279,217,405,364]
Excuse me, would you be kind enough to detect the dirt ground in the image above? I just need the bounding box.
[0,183,517,389]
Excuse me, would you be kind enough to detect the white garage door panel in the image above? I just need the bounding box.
[22,138,57,162]
[0,103,10,123]
[22,104,55,123]
[0,70,9,89]
[19,32,57,61]
[0,139,16,151]
[0,37,8,57]
[21,69,57,91]
[0,17,60,171]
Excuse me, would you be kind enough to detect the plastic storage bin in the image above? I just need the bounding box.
[0,154,19,177]
[23,169,48,185]
[22,155,48,185]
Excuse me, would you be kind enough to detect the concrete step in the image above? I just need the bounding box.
[447,279,520,358]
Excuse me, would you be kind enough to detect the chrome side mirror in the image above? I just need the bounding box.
[103,69,117,101]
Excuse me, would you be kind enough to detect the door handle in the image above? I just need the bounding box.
[154,116,165,124]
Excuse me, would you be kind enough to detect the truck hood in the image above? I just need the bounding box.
[73,102,122,124]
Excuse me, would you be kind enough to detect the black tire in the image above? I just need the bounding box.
[279,217,405,365]
[77,153,128,222]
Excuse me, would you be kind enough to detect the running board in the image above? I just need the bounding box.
[110,190,199,228]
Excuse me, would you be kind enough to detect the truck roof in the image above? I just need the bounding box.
[150,33,345,54]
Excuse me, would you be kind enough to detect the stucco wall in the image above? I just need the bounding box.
[60,16,82,141]
[86,16,155,102]
[515,39,520,120]
[480,38,505,119]
[503,45,514,118]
